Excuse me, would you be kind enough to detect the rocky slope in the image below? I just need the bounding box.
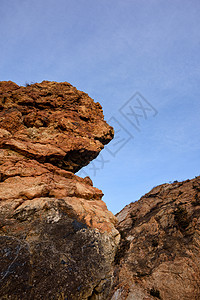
[0,81,119,299]
[111,177,200,300]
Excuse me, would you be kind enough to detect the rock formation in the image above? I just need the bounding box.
[111,177,200,300]
[0,81,119,299]
[1,80,200,300]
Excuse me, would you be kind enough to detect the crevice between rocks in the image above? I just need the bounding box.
[1,143,100,173]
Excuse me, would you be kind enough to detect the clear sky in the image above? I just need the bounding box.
[1,0,200,214]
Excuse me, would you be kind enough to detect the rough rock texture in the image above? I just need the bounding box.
[0,81,119,299]
[111,177,200,300]
[0,80,114,173]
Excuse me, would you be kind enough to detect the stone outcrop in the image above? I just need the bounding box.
[0,81,119,299]
[0,80,114,173]
[111,177,200,300]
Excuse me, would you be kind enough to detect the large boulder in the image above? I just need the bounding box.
[111,177,200,300]
[0,80,114,173]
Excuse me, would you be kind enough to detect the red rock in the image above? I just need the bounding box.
[0,80,114,172]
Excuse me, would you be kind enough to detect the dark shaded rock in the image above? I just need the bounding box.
[0,202,118,299]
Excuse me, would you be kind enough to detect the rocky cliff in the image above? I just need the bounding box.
[0,81,119,299]
[111,177,200,300]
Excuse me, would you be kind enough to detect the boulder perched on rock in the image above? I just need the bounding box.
[111,177,200,300]
[0,81,119,299]
[0,80,114,173]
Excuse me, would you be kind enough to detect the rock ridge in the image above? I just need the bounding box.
[111,176,200,300]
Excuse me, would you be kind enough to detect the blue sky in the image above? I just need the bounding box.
[1,0,200,213]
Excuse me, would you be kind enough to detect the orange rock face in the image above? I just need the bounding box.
[0,150,118,234]
[0,81,119,299]
[111,177,200,300]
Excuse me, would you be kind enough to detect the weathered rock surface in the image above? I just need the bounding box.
[0,80,114,173]
[0,81,119,299]
[111,177,200,300]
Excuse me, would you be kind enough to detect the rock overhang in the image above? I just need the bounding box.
[0,80,114,173]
